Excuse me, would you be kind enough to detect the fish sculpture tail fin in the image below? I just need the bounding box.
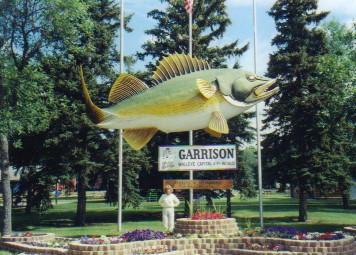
[80,66,107,124]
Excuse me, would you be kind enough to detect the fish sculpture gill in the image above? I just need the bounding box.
[80,53,279,150]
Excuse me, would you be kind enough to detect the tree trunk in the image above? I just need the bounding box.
[25,184,34,214]
[0,135,12,235]
[75,168,87,226]
[298,185,308,222]
[290,183,296,198]
[342,193,349,209]
[339,180,350,209]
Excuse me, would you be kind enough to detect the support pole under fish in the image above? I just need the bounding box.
[188,2,194,218]
[253,0,264,229]
[118,0,124,233]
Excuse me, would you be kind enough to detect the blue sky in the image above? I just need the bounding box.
[122,0,355,75]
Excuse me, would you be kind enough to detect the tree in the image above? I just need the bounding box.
[234,146,258,198]
[0,35,58,235]
[106,142,152,208]
[137,0,256,200]
[137,0,248,71]
[308,20,355,208]
[0,0,93,231]
[39,0,130,226]
[262,0,329,222]
[0,135,11,234]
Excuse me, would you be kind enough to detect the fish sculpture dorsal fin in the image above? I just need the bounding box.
[109,73,149,103]
[152,53,210,85]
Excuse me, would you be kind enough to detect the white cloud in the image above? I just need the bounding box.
[226,0,275,8]
[227,0,356,18]
[318,0,356,16]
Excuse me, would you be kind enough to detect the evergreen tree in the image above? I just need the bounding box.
[137,0,256,201]
[308,20,355,208]
[39,0,136,226]
[138,0,248,71]
[262,0,329,222]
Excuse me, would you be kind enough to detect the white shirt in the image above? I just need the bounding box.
[158,193,180,208]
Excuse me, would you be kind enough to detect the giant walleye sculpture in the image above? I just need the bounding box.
[81,53,279,150]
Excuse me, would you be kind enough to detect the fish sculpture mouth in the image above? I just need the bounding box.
[249,79,279,103]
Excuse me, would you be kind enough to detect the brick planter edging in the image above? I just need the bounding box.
[1,234,355,255]
[69,240,197,255]
[0,240,67,255]
[175,218,239,235]
[68,236,356,255]
[0,233,55,242]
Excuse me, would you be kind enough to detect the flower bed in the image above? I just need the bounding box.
[344,226,356,234]
[1,228,355,255]
[259,226,346,241]
[21,237,76,249]
[80,235,125,245]
[245,242,283,251]
[121,229,168,242]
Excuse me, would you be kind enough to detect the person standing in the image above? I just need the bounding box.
[158,185,180,232]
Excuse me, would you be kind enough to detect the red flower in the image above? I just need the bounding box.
[24,232,34,237]
[191,211,225,220]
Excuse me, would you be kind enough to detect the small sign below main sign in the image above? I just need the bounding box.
[164,180,233,190]
[159,145,236,171]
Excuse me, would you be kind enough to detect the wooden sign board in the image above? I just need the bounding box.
[163,180,233,190]
[159,145,236,171]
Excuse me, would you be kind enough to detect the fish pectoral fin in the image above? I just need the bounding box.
[196,79,217,99]
[122,128,158,150]
[208,111,229,134]
[204,128,222,138]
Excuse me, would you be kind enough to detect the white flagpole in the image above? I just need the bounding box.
[118,0,124,232]
[253,0,264,229]
[188,2,194,218]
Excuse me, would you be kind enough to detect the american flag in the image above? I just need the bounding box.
[185,0,194,14]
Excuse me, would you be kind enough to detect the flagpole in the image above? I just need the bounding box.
[188,1,194,218]
[253,0,264,229]
[118,0,124,232]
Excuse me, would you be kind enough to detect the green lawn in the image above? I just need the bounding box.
[1,193,355,254]
[7,193,356,235]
